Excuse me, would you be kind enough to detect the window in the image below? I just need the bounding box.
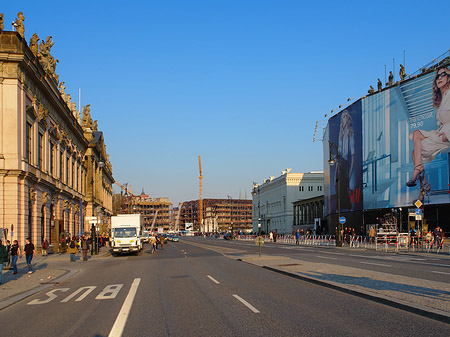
[50,143,55,175]
[299,186,304,192]
[72,161,75,187]
[66,155,69,184]
[60,151,64,180]
[38,133,43,169]
[25,122,32,163]
[308,186,313,191]
[317,186,322,192]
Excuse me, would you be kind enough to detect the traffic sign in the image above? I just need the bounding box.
[255,236,264,246]
[415,208,422,216]
[414,199,423,208]
[339,216,346,224]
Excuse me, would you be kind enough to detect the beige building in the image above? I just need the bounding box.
[0,14,113,249]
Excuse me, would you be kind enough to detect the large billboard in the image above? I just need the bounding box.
[362,64,450,209]
[324,63,450,215]
[323,101,363,216]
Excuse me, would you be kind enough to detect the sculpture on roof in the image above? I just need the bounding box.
[93,120,98,131]
[82,104,94,130]
[0,13,4,31]
[368,85,375,94]
[377,79,382,91]
[58,82,66,101]
[38,36,59,83]
[29,33,40,56]
[388,71,394,86]
[15,12,25,38]
[399,64,406,81]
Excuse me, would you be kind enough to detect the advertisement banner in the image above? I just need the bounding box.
[362,65,450,209]
[324,100,363,216]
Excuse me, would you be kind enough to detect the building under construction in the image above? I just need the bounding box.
[116,190,173,232]
[181,198,252,233]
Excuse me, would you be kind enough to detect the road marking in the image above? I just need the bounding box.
[233,294,260,314]
[360,262,391,267]
[28,288,70,305]
[320,252,345,255]
[61,286,97,302]
[96,284,124,300]
[207,275,220,284]
[432,271,450,276]
[316,256,337,260]
[108,278,141,337]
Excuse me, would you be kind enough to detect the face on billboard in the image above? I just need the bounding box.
[324,101,363,215]
[362,65,450,209]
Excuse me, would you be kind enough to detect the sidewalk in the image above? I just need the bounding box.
[0,248,111,310]
[237,254,450,324]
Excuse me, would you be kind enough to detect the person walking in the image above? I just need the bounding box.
[23,238,36,274]
[160,234,165,249]
[5,240,11,270]
[81,235,90,261]
[10,240,20,274]
[369,226,376,243]
[67,236,78,262]
[295,229,300,245]
[0,239,8,284]
[42,238,49,256]
[150,234,157,254]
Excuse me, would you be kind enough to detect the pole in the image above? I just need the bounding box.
[337,151,341,247]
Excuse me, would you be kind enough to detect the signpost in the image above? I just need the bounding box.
[339,216,346,224]
[255,236,264,257]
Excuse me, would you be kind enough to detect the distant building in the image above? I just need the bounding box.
[181,198,252,233]
[118,191,173,232]
[252,170,323,234]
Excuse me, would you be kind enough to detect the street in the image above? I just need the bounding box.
[1,237,449,337]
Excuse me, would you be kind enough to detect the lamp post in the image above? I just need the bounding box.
[328,141,342,247]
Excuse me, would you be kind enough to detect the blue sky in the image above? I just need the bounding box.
[3,1,450,205]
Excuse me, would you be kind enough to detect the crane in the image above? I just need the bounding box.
[114,182,135,197]
[198,155,203,231]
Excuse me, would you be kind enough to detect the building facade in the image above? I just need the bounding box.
[292,196,325,232]
[0,14,113,249]
[181,198,252,233]
[252,170,324,234]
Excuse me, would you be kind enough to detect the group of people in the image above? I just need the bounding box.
[64,235,92,262]
[0,237,36,284]
[149,233,164,254]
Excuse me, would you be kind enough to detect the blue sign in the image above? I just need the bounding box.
[415,208,422,215]
[339,216,346,224]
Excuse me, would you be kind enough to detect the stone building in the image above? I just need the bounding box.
[252,170,323,234]
[0,13,113,249]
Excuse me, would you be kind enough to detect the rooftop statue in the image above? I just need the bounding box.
[58,81,67,101]
[388,71,394,86]
[38,36,59,83]
[82,104,94,130]
[368,85,375,94]
[29,33,40,56]
[0,13,4,31]
[15,12,25,38]
[399,64,406,81]
[377,78,382,91]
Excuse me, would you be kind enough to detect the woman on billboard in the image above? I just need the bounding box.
[336,110,356,210]
[407,65,450,202]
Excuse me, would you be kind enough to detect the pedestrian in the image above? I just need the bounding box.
[160,234,165,249]
[23,237,36,274]
[81,235,90,261]
[295,229,300,245]
[10,240,20,274]
[269,231,273,242]
[150,234,156,254]
[67,236,78,262]
[5,239,11,269]
[42,238,49,256]
[369,226,376,243]
[273,230,277,243]
[0,239,8,284]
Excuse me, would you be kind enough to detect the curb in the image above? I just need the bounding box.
[237,258,450,325]
[0,269,78,311]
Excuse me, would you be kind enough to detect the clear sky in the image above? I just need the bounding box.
[3,1,450,205]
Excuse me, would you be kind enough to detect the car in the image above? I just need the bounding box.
[223,233,233,240]
[172,236,179,242]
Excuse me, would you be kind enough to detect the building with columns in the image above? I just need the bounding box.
[252,170,323,234]
[0,13,113,250]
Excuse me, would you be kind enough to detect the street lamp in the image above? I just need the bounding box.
[328,141,342,247]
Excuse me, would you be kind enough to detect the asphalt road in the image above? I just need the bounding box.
[1,238,449,337]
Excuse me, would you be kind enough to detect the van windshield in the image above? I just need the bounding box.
[114,228,137,238]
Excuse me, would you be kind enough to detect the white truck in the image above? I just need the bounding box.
[111,214,143,256]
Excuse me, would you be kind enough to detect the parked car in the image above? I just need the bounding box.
[172,235,179,242]
[223,233,233,240]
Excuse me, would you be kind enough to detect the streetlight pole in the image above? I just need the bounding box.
[329,141,342,247]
